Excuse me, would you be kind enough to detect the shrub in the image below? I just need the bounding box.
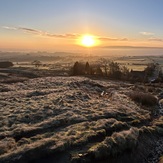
[0,61,13,68]
[71,61,85,75]
[129,91,157,106]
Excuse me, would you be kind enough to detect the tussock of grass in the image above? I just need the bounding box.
[26,90,47,97]
[139,126,156,134]
[0,138,16,155]
[88,128,139,160]
[17,138,31,146]
[152,117,163,135]
[110,121,129,133]
[129,91,157,106]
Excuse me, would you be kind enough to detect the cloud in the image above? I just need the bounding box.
[2,26,128,41]
[98,37,128,41]
[2,26,80,39]
[46,33,80,39]
[148,37,163,42]
[2,26,17,30]
[18,27,43,35]
[140,32,154,36]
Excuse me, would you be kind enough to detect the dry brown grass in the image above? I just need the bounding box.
[88,127,139,160]
[129,91,157,106]
[159,156,163,163]
[0,76,162,163]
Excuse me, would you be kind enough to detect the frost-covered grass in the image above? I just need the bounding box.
[0,76,162,163]
[129,91,158,106]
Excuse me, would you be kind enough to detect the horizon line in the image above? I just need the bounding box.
[100,46,163,49]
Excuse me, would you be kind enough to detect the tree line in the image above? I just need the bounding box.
[70,59,163,82]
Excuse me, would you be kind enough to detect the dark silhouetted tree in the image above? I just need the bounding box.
[32,60,42,68]
[121,65,130,80]
[95,66,103,76]
[108,61,121,79]
[144,63,156,77]
[85,62,91,75]
[99,58,110,76]
[72,61,85,75]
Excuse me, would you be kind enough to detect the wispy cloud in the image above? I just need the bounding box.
[140,31,155,36]
[2,26,17,30]
[2,26,129,41]
[46,33,80,39]
[98,37,128,41]
[18,27,43,35]
[148,37,163,42]
[2,26,80,39]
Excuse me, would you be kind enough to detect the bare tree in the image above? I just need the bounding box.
[99,58,110,76]
[32,60,42,68]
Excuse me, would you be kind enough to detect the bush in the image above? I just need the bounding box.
[129,91,157,106]
[71,61,85,75]
[0,61,13,68]
[70,61,103,76]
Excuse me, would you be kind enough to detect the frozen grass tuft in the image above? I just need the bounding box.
[0,138,16,155]
[129,91,157,106]
[88,128,139,160]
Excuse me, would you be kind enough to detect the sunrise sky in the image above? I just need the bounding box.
[0,0,163,51]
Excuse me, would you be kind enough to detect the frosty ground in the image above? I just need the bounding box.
[0,77,163,163]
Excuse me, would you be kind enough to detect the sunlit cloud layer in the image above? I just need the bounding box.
[2,26,80,39]
[99,37,128,41]
[2,26,129,42]
[3,26,163,47]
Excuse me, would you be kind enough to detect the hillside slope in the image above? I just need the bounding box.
[0,77,163,163]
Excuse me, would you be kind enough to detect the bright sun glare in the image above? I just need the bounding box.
[81,35,96,47]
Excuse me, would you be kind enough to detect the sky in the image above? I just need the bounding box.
[0,0,163,52]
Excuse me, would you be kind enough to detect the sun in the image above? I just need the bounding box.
[81,35,96,47]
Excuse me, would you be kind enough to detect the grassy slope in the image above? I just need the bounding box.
[0,77,163,163]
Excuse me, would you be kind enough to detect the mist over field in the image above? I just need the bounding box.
[1,47,163,57]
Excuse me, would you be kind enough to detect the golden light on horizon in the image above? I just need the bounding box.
[80,35,96,47]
